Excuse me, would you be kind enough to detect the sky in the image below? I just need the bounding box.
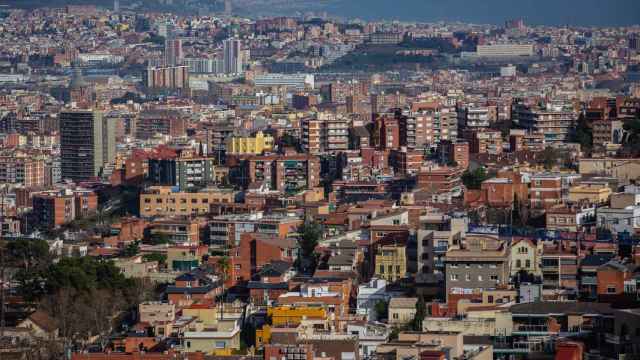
[325,0,640,27]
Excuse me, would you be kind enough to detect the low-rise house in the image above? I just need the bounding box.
[510,239,542,277]
[388,297,417,326]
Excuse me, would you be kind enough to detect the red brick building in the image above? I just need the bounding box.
[231,233,297,286]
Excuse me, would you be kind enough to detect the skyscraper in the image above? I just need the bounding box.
[165,38,183,66]
[60,111,115,182]
[223,39,244,75]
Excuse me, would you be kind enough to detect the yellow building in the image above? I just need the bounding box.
[568,184,611,204]
[226,131,274,155]
[140,186,237,217]
[268,305,327,326]
[255,306,327,347]
[374,244,407,282]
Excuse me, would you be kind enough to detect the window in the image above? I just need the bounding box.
[478,275,483,281]
[516,260,522,268]
[450,274,459,281]
[216,341,226,349]
[396,266,401,274]
[379,265,384,274]
[450,264,458,268]
[465,274,471,281]
[388,265,393,274]
[186,341,191,348]
[478,264,483,269]
[393,313,399,319]
[488,295,494,303]
[525,260,531,268]
[465,263,471,268]
[607,286,617,294]
[490,275,499,281]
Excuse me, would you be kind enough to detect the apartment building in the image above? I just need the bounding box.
[32,188,98,229]
[208,211,302,249]
[444,237,510,298]
[301,114,349,154]
[246,152,320,193]
[513,102,576,144]
[140,186,237,217]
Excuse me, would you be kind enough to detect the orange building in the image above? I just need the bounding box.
[230,233,297,286]
[597,261,635,296]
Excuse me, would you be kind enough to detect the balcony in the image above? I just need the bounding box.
[513,324,554,336]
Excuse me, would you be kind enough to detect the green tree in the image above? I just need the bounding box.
[572,114,592,152]
[374,300,388,320]
[539,147,559,170]
[123,241,140,257]
[7,239,50,270]
[143,253,167,267]
[461,167,489,190]
[411,296,426,331]
[297,222,322,273]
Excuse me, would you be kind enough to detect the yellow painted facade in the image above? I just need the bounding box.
[568,185,611,204]
[268,305,327,326]
[226,131,274,155]
[375,244,407,282]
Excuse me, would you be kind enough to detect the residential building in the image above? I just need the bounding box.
[374,242,407,282]
[60,110,115,181]
[226,131,274,155]
[388,298,418,326]
[510,239,542,277]
[513,102,576,144]
[140,186,236,217]
[444,237,510,298]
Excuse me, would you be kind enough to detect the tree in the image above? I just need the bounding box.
[411,296,426,331]
[539,147,559,170]
[142,253,167,267]
[572,113,592,152]
[297,222,322,273]
[7,239,50,270]
[122,241,140,257]
[374,300,388,320]
[462,167,489,190]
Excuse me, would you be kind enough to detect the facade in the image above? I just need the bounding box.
[388,297,418,326]
[301,114,349,154]
[444,239,510,298]
[374,243,407,282]
[140,186,236,217]
[32,188,98,229]
[208,211,302,249]
[223,39,245,75]
[510,239,541,277]
[246,153,321,193]
[165,38,183,66]
[145,66,189,89]
[476,44,534,57]
[136,110,187,139]
[226,131,274,155]
[254,73,314,90]
[513,102,576,144]
[60,110,115,182]
[148,157,216,190]
[0,155,46,187]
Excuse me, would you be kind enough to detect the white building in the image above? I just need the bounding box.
[356,278,390,321]
[223,39,245,75]
[476,44,534,57]
[254,73,315,90]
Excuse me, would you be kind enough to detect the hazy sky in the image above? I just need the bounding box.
[325,0,640,26]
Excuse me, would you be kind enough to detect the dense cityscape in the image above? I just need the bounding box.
[0,1,639,359]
